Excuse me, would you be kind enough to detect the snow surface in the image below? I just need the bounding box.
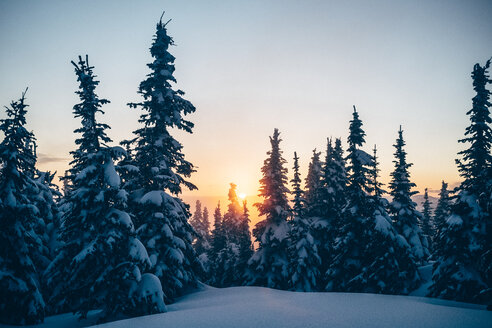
[4,285,490,328]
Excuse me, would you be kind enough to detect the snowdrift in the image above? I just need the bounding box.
[3,286,490,328]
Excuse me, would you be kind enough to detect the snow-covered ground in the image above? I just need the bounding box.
[3,285,489,328]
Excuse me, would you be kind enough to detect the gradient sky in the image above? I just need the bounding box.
[1,0,491,220]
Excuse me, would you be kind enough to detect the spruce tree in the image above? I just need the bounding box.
[199,206,211,274]
[288,152,320,291]
[433,181,451,249]
[323,138,347,221]
[0,90,45,325]
[369,145,384,198]
[315,138,348,286]
[45,56,164,320]
[189,200,211,277]
[245,129,291,289]
[370,145,420,293]
[211,183,246,286]
[326,106,419,294]
[236,200,253,283]
[430,59,492,305]
[190,200,208,255]
[326,106,371,292]
[304,149,323,218]
[223,183,243,244]
[27,168,62,314]
[208,202,226,286]
[123,17,200,301]
[202,206,210,244]
[388,126,430,264]
[421,188,434,251]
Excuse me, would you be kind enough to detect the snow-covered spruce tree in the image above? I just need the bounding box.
[190,200,203,233]
[429,59,492,305]
[421,188,434,251]
[369,145,420,293]
[33,171,62,260]
[236,200,253,283]
[388,126,429,264]
[202,206,210,245]
[288,152,320,291]
[223,183,243,244]
[45,56,164,320]
[210,183,244,286]
[326,106,371,292]
[326,106,419,294]
[245,129,291,289]
[432,181,451,251]
[27,167,62,314]
[304,149,323,218]
[189,200,210,277]
[0,91,45,325]
[369,145,384,199]
[124,17,200,302]
[304,148,328,288]
[322,138,347,225]
[199,206,211,274]
[207,202,226,286]
[208,202,236,287]
[190,200,209,256]
[314,138,348,287]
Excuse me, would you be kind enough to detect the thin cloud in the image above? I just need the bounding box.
[37,153,68,165]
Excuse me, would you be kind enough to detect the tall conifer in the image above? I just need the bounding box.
[430,59,492,305]
[245,129,291,289]
[0,91,45,325]
[388,126,429,264]
[123,17,200,301]
[46,57,164,320]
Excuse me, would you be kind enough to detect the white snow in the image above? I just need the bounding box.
[139,190,164,207]
[374,214,392,236]
[410,264,434,297]
[446,214,463,226]
[9,286,490,328]
[129,237,151,266]
[104,160,120,188]
[355,149,373,166]
[135,273,167,313]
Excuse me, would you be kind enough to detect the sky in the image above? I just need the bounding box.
[1,0,491,221]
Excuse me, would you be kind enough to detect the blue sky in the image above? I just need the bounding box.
[1,0,491,202]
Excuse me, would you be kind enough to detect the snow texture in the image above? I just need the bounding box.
[7,286,490,328]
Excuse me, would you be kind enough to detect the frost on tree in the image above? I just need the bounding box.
[326,106,419,295]
[44,56,162,321]
[304,149,323,218]
[0,91,45,325]
[190,200,211,270]
[420,188,434,251]
[222,183,243,285]
[430,59,492,305]
[432,181,451,251]
[123,17,200,302]
[237,200,254,283]
[206,185,252,287]
[27,166,62,313]
[314,138,348,287]
[288,152,321,291]
[388,126,430,264]
[208,202,233,287]
[245,129,291,290]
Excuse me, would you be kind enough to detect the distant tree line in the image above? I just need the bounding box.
[190,60,491,308]
[0,12,490,326]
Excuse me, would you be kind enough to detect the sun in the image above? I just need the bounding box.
[238,193,247,200]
